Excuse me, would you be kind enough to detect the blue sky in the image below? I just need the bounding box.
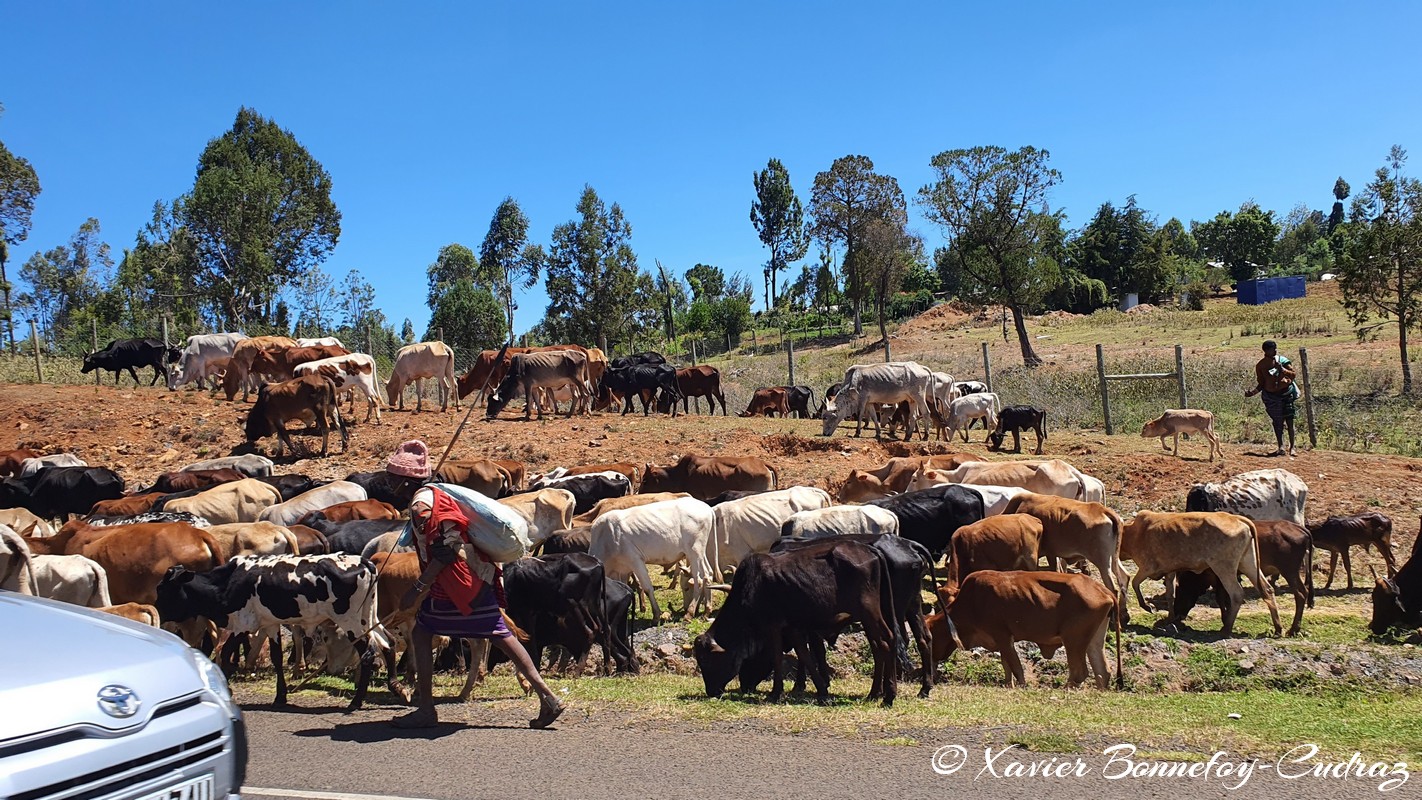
[3,1,1419,336]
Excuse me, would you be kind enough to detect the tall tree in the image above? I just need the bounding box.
[541,186,640,351]
[750,158,810,311]
[858,218,921,357]
[685,263,725,301]
[917,145,1063,367]
[1329,177,1351,233]
[17,218,110,344]
[809,155,906,337]
[477,197,540,339]
[179,107,340,329]
[1339,145,1422,395]
[291,266,338,335]
[426,244,479,307]
[400,318,415,344]
[0,113,42,353]
[1191,202,1279,283]
[425,279,506,354]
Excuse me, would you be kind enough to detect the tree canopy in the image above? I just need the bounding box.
[1192,202,1279,283]
[541,186,641,351]
[750,158,809,312]
[478,197,540,340]
[0,123,42,352]
[809,155,906,336]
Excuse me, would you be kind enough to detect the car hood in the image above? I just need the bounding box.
[0,594,205,742]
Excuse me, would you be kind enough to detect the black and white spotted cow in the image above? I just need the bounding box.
[1185,468,1309,528]
[155,554,407,710]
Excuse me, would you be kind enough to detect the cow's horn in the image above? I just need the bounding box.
[709,583,732,592]
[708,640,726,654]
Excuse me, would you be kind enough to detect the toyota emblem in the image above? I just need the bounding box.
[97,685,141,718]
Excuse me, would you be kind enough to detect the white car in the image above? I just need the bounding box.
[0,593,246,800]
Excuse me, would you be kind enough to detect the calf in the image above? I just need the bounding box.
[693,539,899,706]
[1141,409,1223,461]
[246,374,349,457]
[987,405,1047,455]
[1172,520,1314,637]
[0,466,125,521]
[938,392,1001,443]
[740,387,791,418]
[82,338,176,386]
[944,514,1044,593]
[1309,512,1396,590]
[156,555,406,709]
[935,570,1120,689]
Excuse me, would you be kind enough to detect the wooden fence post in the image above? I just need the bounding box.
[1175,344,1187,409]
[787,337,795,386]
[162,315,170,352]
[690,340,698,366]
[92,319,100,386]
[30,319,43,383]
[981,342,992,392]
[1300,347,1318,448]
[1097,343,1112,435]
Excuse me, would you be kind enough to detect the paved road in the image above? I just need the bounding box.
[239,698,1404,799]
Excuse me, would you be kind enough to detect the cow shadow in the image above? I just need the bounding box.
[292,721,484,742]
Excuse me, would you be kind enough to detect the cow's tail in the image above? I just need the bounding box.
[806,386,817,419]
[768,464,779,491]
[1113,594,1124,690]
[904,539,940,614]
[91,561,113,607]
[1043,408,1048,442]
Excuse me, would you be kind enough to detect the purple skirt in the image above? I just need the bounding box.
[415,588,511,639]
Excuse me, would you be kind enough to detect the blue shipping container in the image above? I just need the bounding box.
[1237,275,1306,305]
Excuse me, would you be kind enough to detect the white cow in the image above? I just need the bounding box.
[1185,469,1308,527]
[907,469,1030,516]
[19,454,87,477]
[940,392,1001,443]
[386,341,458,412]
[163,478,283,525]
[0,524,35,595]
[179,454,274,478]
[168,332,247,391]
[258,481,368,527]
[31,554,112,607]
[781,505,900,539]
[927,371,960,413]
[0,508,54,537]
[498,488,577,545]
[940,459,1087,500]
[294,353,384,423]
[821,361,934,441]
[588,497,715,621]
[296,337,346,349]
[709,486,833,574]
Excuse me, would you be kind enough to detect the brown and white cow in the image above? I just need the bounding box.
[641,455,777,501]
[387,341,459,412]
[223,336,298,401]
[294,353,383,423]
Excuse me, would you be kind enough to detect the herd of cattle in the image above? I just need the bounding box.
[3,411,1420,709]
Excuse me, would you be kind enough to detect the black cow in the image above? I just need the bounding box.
[493,553,614,677]
[302,516,405,555]
[258,474,323,502]
[867,484,986,558]
[345,471,424,510]
[693,539,899,706]
[0,466,125,521]
[987,405,1048,455]
[778,385,817,419]
[520,473,630,515]
[705,489,764,507]
[609,351,666,369]
[154,555,404,710]
[599,364,682,416]
[1370,520,1422,635]
[539,528,592,555]
[82,338,179,387]
[603,578,638,673]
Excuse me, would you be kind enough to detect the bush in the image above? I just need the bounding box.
[1181,281,1208,311]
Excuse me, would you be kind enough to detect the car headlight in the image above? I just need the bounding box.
[191,650,233,703]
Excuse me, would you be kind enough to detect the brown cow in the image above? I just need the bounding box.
[223,336,298,401]
[740,387,790,417]
[62,522,224,605]
[1309,512,1396,589]
[250,344,351,380]
[569,492,691,527]
[0,448,38,477]
[1001,493,1130,618]
[836,454,977,503]
[245,374,348,457]
[435,459,511,498]
[149,468,248,494]
[99,602,163,626]
[933,570,1120,689]
[490,459,527,492]
[641,455,777,500]
[89,493,167,517]
[675,366,727,416]
[943,514,1044,594]
[303,499,400,524]
[1172,519,1314,637]
[286,523,331,555]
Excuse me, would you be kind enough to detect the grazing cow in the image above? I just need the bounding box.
[294,353,383,423]
[1001,493,1129,615]
[836,454,977,503]
[780,505,900,540]
[599,363,682,416]
[222,336,298,401]
[1309,512,1396,589]
[944,514,1044,593]
[18,454,87,477]
[940,459,1090,501]
[672,366,728,415]
[457,347,528,401]
[935,570,1120,689]
[387,341,459,412]
[1369,521,1422,634]
[1120,510,1281,636]
[0,507,53,537]
[1186,469,1309,528]
[256,474,321,502]
[204,522,300,561]
[779,385,817,419]
[569,492,689,527]
[498,488,577,546]
[814,381,842,418]
[258,481,367,526]
[434,459,509,499]
[988,405,1047,455]
[610,351,666,369]
[302,499,399,524]
[155,555,405,709]
[523,472,631,515]
[1172,519,1314,636]
[740,387,791,418]
[936,392,1002,443]
[89,493,167,517]
[82,338,177,386]
[693,539,899,706]
[99,602,162,626]
[926,371,960,414]
[147,468,247,495]
[245,374,349,457]
[641,455,778,500]
[709,487,833,574]
[487,351,593,420]
[906,470,1027,516]
[344,471,424,510]
[499,553,613,677]
[588,497,716,620]
[168,333,247,391]
[160,478,283,526]
[180,454,275,478]
[28,553,111,606]
[62,522,224,605]
[867,484,986,558]
[821,362,933,442]
[1141,409,1224,461]
[1,524,34,594]
[0,448,38,477]
[1,466,125,522]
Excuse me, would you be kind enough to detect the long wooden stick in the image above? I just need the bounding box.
[433,343,510,475]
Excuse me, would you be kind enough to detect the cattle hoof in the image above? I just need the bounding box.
[918,687,931,700]
[816,696,832,707]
